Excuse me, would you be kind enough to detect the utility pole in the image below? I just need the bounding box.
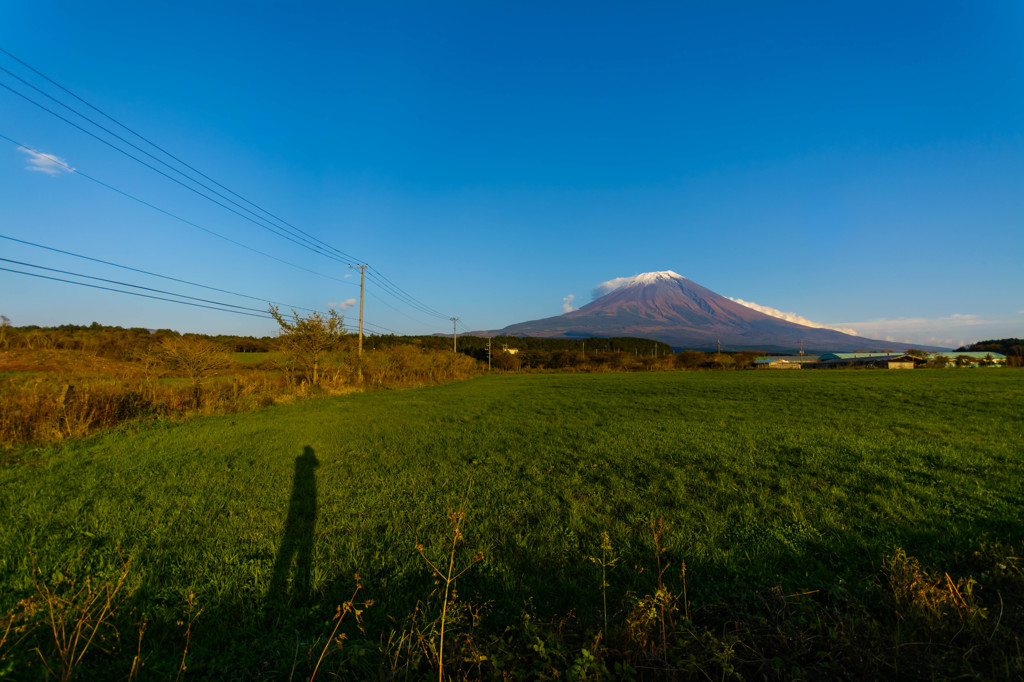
[487,337,491,370]
[450,317,459,353]
[348,264,367,355]
[799,339,804,364]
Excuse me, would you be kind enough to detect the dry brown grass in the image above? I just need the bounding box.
[883,547,989,635]
[29,555,134,682]
[0,344,481,447]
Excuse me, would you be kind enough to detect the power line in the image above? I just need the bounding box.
[367,267,450,319]
[0,266,275,319]
[0,65,299,239]
[1,257,407,334]
[6,129,447,328]
[0,80,348,261]
[0,234,320,314]
[1,264,435,337]
[369,266,449,317]
[0,47,362,264]
[0,52,461,325]
[365,271,449,321]
[1,258,274,314]
[2,128,444,325]
[0,133,358,288]
[0,58,352,259]
[359,320,402,335]
[364,289,452,330]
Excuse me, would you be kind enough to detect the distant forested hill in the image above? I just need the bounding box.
[957,338,1023,366]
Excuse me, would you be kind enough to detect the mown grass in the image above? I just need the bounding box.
[1,370,1022,679]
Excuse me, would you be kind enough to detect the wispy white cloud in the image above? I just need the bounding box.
[728,297,860,335]
[832,314,1014,349]
[19,147,74,175]
[838,315,983,334]
[831,311,983,348]
[730,300,1019,348]
[328,298,357,311]
[562,294,576,313]
[592,277,631,299]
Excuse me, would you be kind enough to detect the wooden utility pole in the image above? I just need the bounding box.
[450,317,459,352]
[348,264,367,355]
[487,337,491,370]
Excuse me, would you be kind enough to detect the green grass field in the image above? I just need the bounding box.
[2,370,1022,679]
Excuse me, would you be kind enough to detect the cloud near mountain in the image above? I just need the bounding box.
[727,297,859,336]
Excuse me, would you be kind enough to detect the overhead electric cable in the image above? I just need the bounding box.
[0,267,274,319]
[0,63,353,260]
[0,48,362,263]
[363,289,452,330]
[0,258,274,314]
[365,271,449,320]
[5,133,451,330]
[0,81,348,261]
[0,234,319,314]
[0,52,460,324]
[367,268,449,319]
[0,134,357,288]
[359,320,402,335]
[1,252,400,333]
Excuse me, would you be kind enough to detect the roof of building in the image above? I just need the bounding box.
[816,353,922,366]
[818,352,906,361]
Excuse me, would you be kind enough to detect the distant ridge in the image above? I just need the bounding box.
[480,271,945,353]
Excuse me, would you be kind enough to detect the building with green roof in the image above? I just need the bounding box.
[815,351,1006,368]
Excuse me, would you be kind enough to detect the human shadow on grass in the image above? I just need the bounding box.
[267,445,320,606]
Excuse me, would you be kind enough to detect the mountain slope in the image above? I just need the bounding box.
[493,271,941,353]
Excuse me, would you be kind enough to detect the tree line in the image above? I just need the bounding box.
[957,338,1023,367]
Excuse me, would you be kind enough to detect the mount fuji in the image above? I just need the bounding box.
[489,271,939,353]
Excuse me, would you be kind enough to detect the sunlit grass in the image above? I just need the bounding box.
[1,370,1021,678]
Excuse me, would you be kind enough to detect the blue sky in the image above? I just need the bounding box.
[2,1,1022,348]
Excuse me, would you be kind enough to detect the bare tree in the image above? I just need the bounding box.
[269,306,346,385]
[158,335,230,408]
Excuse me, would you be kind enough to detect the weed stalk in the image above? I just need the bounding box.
[310,576,365,681]
[590,531,618,634]
[416,499,484,682]
[174,592,202,682]
[30,554,133,682]
[650,517,670,662]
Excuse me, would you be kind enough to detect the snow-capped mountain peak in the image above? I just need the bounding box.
[593,271,686,297]
[499,269,927,353]
[625,271,686,286]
